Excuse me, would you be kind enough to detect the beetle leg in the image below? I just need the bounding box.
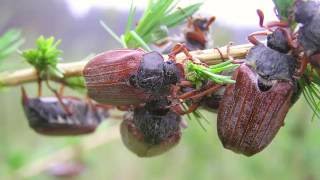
[179,103,200,115]
[256,9,265,28]
[185,31,206,47]
[177,80,193,87]
[214,47,225,61]
[117,105,131,111]
[277,28,297,49]
[296,55,309,77]
[188,84,222,100]
[256,9,288,30]
[36,71,42,97]
[205,16,216,30]
[21,86,29,105]
[37,79,42,97]
[248,31,269,45]
[178,89,199,100]
[169,100,199,115]
[59,85,65,96]
[169,43,193,62]
[226,42,235,61]
[45,80,73,115]
[265,21,289,29]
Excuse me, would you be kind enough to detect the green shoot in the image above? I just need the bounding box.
[186,60,238,88]
[182,103,208,131]
[272,0,297,29]
[300,66,320,120]
[129,31,151,51]
[125,0,201,48]
[100,20,126,47]
[101,0,201,49]
[0,29,24,63]
[21,36,64,79]
[272,0,295,21]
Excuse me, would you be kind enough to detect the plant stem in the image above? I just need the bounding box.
[0,44,252,87]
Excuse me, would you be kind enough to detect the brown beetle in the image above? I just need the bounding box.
[84,49,151,105]
[216,10,300,156]
[184,16,216,50]
[21,87,109,136]
[217,64,294,156]
[83,45,194,106]
[120,98,182,157]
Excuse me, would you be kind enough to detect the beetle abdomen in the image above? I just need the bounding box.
[84,49,152,105]
[23,97,108,135]
[217,65,293,156]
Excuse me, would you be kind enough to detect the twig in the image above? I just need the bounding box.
[0,44,252,87]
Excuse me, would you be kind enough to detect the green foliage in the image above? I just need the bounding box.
[125,0,201,48]
[63,76,86,93]
[272,0,295,20]
[0,29,24,63]
[300,66,320,120]
[186,60,238,88]
[101,0,201,50]
[22,36,64,79]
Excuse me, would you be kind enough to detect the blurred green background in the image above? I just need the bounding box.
[0,0,318,180]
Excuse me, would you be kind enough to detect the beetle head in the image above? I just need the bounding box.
[163,60,180,86]
[246,44,297,84]
[267,28,290,53]
[294,0,320,24]
[120,103,181,157]
[193,18,209,31]
[136,51,165,91]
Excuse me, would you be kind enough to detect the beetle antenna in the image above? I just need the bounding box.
[21,86,29,104]
[256,9,265,28]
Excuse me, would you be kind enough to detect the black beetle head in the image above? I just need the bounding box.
[133,105,181,145]
[136,51,165,91]
[145,98,171,115]
[193,18,209,31]
[294,0,320,24]
[267,28,290,53]
[163,60,180,86]
[246,44,297,83]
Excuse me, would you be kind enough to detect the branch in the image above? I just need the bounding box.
[0,44,252,87]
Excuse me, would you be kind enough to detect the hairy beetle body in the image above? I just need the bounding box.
[120,98,181,157]
[84,49,152,105]
[84,49,181,105]
[267,28,290,53]
[217,65,293,156]
[22,96,108,135]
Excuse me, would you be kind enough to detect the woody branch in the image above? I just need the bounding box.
[0,44,252,87]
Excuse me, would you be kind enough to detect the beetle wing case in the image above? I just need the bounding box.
[83,49,152,105]
[23,97,108,136]
[217,64,293,156]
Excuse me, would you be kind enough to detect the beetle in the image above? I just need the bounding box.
[158,15,215,54]
[216,13,299,155]
[120,98,182,157]
[83,45,192,106]
[184,16,216,51]
[21,87,109,136]
[217,64,294,156]
[294,0,320,70]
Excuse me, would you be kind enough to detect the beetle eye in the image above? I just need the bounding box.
[129,75,137,87]
[257,78,273,92]
[166,61,173,65]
